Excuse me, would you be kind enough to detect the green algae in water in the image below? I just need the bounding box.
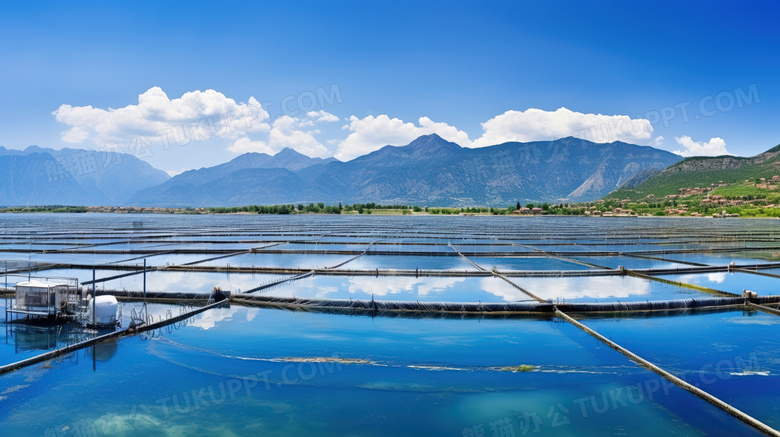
[498,364,536,372]
[279,356,373,365]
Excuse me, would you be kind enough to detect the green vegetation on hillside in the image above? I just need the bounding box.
[595,178,780,218]
[710,184,779,199]
[607,144,780,201]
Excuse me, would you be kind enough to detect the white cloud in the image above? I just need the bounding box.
[54,86,345,158]
[652,136,664,147]
[228,112,332,157]
[54,87,270,147]
[335,114,471,161]
[61,126,90,144]
[418,117,472,147]
[472,107,654,147]
[267,115,330,157]
[672,136,730,157]
[227,137,273,154]
[55,89,697,166]
[306,110,339,123]
[335,108,654,161]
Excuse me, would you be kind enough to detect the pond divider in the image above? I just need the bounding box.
[230,295,550,315]
[625,271,740,297]
[326,241,377,269]
[747,302,780,317]
[555,297,751,314]
[82,269,157,285]
[174,242,288,268]
[95,289,220,302]
[228,295,778,316]
[622,253,709,266]
[16,244,778,258]
[242,270,315,294]
[555,256,611,270]
[555,309,780,437]
[458,247,608,302]
[494,274,546,302]
[448,244,488,272]
[178,250,251,266]
[734,267,780,278]
[511,242,614,270]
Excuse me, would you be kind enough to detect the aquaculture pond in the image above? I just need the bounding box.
[468,256,592,271]
[2,213,780,436]
[261,275,531,303]
[582,310,780,428]
[95,271,292,294]
[337,254,479,271]
[514,275,711,303]
[0,307,766,437]
[195,252,356,269]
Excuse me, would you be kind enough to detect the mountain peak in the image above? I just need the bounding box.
[352,134,464,164]
[275,147,307,158]
[402,134,462,160]
[407,133,461,150]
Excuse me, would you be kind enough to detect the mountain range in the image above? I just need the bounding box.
[129,148,337,207]
[129,134,681,207]
[607,144,780,201]
[0,146,169,206]
[0,135,684,207]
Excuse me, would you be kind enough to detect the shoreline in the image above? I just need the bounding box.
[0,209,772,219]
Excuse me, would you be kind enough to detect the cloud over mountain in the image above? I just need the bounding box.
[53,88,681,167]
[54,87,270,147]
[673,136,731,157]
[334,108,657,161]
[472,107,654,147]
[335,115,470,161]
[53,86,344,161]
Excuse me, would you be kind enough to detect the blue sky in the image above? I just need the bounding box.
[1,1,778,174]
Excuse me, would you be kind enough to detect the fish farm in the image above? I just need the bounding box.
[2,213,780,436]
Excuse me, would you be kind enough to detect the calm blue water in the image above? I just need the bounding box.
[97,271,290,294]
[571,256,691,270]
[660,252,775,266]
[120,252,223,267]
[452,244,533,253]
[515,275,711,303]
[271,243,367,252]
[196,252,356,269]
[140,242,262,251]
[22,268,141,284]
[583,310,780,428]
[370,244,459,253]
[656,272,780,296]
[71,242,175,251]
[0,306,765,436]
[262,275,536,303]
[470,256,592,271]
[340,254,478,271]
[2,214,780,435]
[0,251,142,265]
